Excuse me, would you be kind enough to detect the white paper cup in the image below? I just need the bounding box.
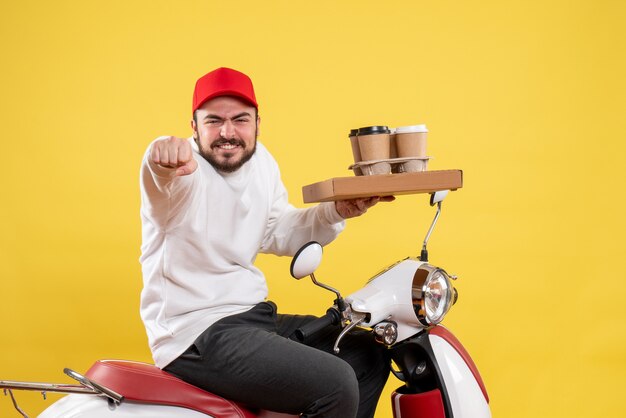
[395,124,428,172]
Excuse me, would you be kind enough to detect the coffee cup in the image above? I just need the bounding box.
[348,128,362,175]
[357,126,391,175]
[389,128,399,173]
[395,124,428,172]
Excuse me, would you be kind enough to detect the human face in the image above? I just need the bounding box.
[191,96,259,173]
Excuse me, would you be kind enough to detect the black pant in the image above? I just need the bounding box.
[164,301,390,418]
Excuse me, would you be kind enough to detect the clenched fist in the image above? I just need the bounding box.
[150,136,198,176]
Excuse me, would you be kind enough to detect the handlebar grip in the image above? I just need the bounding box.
[294,308,341,343]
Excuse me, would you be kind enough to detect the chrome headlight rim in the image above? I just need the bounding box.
[412,264,454,326]
[373,321,398,346]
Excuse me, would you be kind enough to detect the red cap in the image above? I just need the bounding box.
[192,67,258,114]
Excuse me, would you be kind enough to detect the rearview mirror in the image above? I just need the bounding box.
[430,190,449,206]
[290,242,323,279]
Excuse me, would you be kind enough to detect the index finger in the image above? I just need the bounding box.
[150,143,161,164]
[177,140,192,165]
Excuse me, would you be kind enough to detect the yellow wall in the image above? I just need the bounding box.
[1,1,625,417]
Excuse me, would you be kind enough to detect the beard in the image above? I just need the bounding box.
[196,134,257,173]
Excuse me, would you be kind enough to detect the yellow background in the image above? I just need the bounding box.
[1,1,625,417]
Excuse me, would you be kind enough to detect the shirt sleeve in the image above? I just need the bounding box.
[139,137,198,227]
[259,160,346,257]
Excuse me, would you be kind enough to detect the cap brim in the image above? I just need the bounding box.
[194,90,258,113]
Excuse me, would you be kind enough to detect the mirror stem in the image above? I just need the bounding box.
[309,273,344,309]
[420,201,442,262]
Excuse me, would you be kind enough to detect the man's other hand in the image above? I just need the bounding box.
[335,196,395,219]
[150,136,198,176]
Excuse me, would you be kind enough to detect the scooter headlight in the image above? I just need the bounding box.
[412,265,455,326]
[424,270,452,323]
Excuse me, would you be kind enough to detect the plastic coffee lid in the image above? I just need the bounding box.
[348,128,359,137]
[357,126,390,136]
[395,124,428,134]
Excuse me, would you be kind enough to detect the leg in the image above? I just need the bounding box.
[164,302,359,418]
[276,313,390,418]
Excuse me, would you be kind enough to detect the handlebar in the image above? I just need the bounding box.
[294,308,341,343]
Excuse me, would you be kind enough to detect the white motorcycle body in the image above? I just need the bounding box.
[34,334,490,418]
[40,395,210,418]
[32,258,489,418]
[427,331,491,418]
[37,359,296,418]
[39,395,296,418]
[347,258,490,418]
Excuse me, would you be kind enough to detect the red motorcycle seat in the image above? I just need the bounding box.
[85,359,256,418]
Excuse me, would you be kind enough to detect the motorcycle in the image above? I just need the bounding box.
[1,190,491,418]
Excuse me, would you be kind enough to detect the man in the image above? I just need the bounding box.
[140,67,391,418]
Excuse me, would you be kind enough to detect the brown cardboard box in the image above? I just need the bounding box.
[302,170,463,203]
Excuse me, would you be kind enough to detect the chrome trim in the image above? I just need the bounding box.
[373,322,398,346]
[333,313,366,354]
[0,381,100,418]
[309,273,342,302]
[422,201,442,254]
[0,367,124,413]
[4,389,28,418]
[0,381,98,395]
[64,368,123,404]
[411,264,455,325]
